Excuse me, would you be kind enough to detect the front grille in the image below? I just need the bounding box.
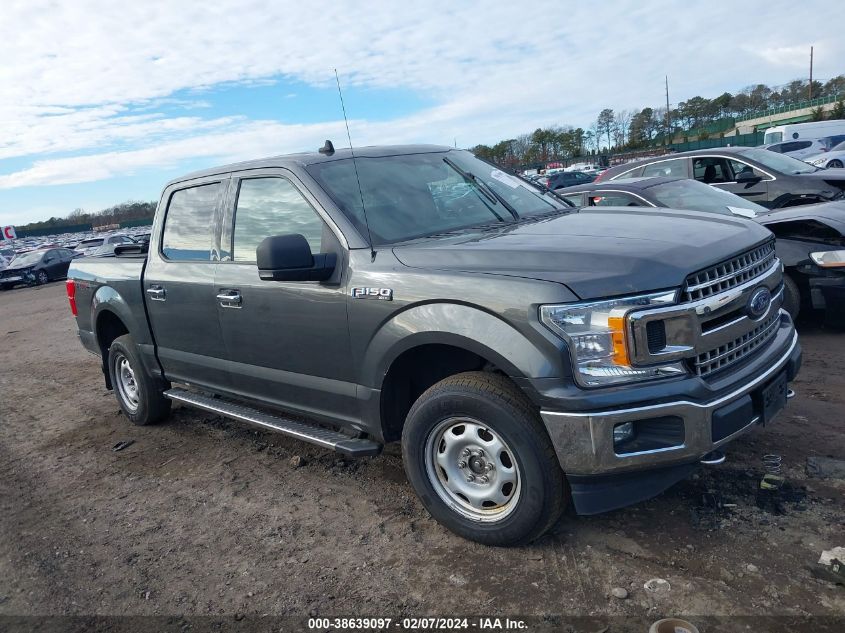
[684,241,776,302]
[692,311,780,378]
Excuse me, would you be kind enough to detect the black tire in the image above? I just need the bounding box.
[401,371,566,546]
[782,274,801,322]
[828,159,843,169]
[36,270,49,285]
[107,334,171,425]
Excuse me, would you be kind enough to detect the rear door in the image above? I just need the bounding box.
[143,177,231,392]
[214,169,356,422]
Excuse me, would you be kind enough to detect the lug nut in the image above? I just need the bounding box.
[480,475,489,483]
[486,463,494,471]
[462,448,471,457]
[458,460,467,468]
[476,449,485,457]
[466,474,476,482]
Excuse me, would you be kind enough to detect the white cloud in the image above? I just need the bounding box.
[1,0,844,203]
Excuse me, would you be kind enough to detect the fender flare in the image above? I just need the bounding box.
[360,302,560,389]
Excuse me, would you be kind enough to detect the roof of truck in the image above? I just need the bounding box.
[166,144,455,186]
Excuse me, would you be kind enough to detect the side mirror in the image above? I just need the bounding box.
[735,170,761,184]
[256,234,337,282]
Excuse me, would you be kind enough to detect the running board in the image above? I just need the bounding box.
[164,388,382,457]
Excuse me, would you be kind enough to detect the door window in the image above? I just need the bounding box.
[641,158,687,178]
[726,159,766,181]
[231,177,325,262]
[161,183,221,261]
[588,193,644,206]
[692,157,732,183]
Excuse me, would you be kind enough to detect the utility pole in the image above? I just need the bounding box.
[809,46,814,100]
[665,75,671,146]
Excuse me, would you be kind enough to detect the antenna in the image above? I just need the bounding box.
[334,69,376,260]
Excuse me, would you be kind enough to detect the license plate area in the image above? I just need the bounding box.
[755,371,787,425]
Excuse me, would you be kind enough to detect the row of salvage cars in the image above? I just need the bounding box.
[548,147,845,324]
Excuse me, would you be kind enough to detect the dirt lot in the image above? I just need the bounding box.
[1,282,843,628]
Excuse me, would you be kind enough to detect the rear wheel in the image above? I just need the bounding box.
[402,372,565,546]
[828,159,843,169]
[782,274,801,321]
[108,334,171,425]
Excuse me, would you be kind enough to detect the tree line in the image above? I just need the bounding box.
[473,75,845,168]
[16,200,157,233]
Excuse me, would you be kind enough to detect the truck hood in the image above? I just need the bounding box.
[392,208,774,300]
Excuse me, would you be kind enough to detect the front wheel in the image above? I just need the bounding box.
[108,334,171,425]
[36,270,49,285]
[828,159,843,169]
[402,372,566,546]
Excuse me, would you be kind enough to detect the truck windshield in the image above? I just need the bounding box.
[306,150,568,245]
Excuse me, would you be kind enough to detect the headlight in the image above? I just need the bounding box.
[540,291,687,387]
[810,250,845,268]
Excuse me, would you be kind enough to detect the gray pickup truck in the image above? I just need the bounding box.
[67,144,802,545]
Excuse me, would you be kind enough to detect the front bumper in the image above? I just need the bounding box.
[539,321,801,513]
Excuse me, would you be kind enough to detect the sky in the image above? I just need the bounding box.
[2,0,844,226]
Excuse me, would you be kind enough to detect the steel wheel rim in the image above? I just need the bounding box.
[424,417,521,523]
[113,353,140,413]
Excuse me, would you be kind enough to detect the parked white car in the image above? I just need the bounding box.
[762,139,830,160]
[806,140,845,169]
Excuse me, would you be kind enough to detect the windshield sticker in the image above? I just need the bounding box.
[490,169,522,189]
[728,206,757,219]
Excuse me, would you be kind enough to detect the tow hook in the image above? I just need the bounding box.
[700,450,726,466]
[787,388,796,400]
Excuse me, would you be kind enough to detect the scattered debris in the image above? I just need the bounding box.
[448,573,468,587]
[819,547,845,566]
[158,457,176,468]
[814,547,845,585]
[762,454,782,474]
[746,563,759,573]
[611,587,628,599]
[643,578,671,594]
[649,618,699,633]
[755,475,806,514]
[111,440,134,452]
[289,455,305,468]
[806,456,845,479]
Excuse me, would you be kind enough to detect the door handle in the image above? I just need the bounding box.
[146,286,166,301]
[217,290,242,308]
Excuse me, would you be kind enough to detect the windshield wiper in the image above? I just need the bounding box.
[443,157,518,220]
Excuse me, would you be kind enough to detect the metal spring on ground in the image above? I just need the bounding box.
[762,454,782,474]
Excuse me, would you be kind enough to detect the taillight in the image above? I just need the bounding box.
[66,279,77,316]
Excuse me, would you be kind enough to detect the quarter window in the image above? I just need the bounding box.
[232,177,324,262]
[161,183,220,261]
[727,159,765,181]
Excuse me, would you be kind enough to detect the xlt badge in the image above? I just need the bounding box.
[351,287,393,301]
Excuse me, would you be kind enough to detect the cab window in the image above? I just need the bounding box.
[161,183,221,261]
[231,177,325,263]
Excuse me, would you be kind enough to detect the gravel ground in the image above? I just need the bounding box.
[1,282,843,627]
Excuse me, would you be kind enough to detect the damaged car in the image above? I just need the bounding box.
[556,177,845,323]
[596,147,845,209]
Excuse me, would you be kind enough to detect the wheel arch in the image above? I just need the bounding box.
[365,303,558,443]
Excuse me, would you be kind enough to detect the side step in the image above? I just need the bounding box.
[164,388,382,457]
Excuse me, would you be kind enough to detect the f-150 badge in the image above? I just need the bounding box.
[351,287,393,301]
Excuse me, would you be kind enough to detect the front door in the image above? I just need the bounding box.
[692,156,769,204]
[214,170,356,423]
[143,179,231,393]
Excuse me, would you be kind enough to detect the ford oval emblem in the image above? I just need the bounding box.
[747,287,772,319]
